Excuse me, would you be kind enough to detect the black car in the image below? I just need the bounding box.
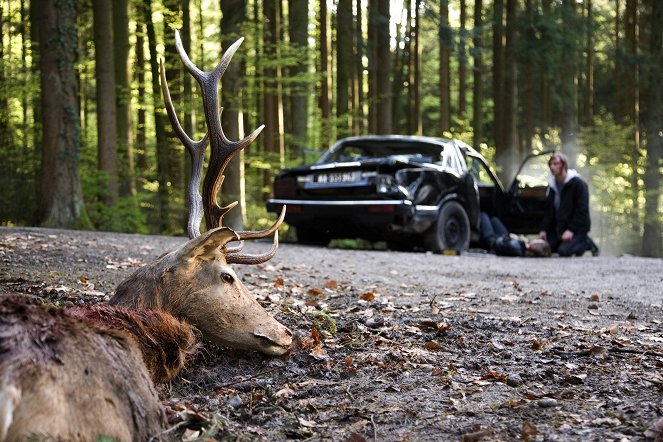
[266,135,551,252]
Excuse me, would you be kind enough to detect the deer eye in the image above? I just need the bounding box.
[221,272,234,283]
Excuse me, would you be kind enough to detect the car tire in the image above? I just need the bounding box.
[425,201,470,252]
[295,227,330,246]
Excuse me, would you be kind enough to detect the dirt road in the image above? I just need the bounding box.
[1,226,662,441]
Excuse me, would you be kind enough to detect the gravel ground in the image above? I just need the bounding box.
[1,226,662,441]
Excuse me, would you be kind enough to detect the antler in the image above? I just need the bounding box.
[160,30,285,263]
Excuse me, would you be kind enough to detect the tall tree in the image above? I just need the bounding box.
[220,0,247,230]
[409,0,422,134]
[318,0,331,143]
[497,0,518,184]
[375,0,391,134]
[439,0,451,133]
[458,0,467,118]
[163,0,184,203]
[113,0,135,197]
[522,0,534,154]
[492,0,504,152]
[560,0,579,160]
[367,0,377,133]
[472,0,483,148]
[262,0,284,197]
[93,0,119,205]
[134,23,147,171]
[288,0,309,156]
[336,0,353,137]
[352,0,364,134]
[36,0,90,229]
[582,0,594,126]
[641,0,662,257]
[142,0,172,233]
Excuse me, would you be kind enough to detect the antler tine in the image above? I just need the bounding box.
[235,205,286,240]
[159,57,210,238]
[226,231,279,265]
[225,240,244,254]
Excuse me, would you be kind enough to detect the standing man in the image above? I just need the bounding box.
[539,152,599,257]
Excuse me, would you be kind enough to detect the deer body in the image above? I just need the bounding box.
[0,295,196,442]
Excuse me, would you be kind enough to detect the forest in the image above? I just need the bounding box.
[0,0,661,257]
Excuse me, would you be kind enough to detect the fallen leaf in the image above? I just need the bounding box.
[360,292,375,301]
[521,422,538,441]
[307,287,323,296]
[274,277,284,287]
[324,280,338,289]
[424,340,443,351]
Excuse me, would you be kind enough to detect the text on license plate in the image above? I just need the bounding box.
[316,171,361,183]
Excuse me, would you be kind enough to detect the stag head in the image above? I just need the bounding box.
[111,31,292,356]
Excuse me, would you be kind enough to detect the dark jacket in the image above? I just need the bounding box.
[540,170,591,239]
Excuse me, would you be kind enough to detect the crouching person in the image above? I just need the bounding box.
[538,152,599,257]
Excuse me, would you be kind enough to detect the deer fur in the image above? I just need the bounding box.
[0,294,196,442]
[111,227,293,356]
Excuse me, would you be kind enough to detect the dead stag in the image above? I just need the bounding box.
[110,32,292,356]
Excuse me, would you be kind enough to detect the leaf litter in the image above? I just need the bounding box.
[1,227,662,441]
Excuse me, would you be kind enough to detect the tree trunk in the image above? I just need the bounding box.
[497,0,518,185]
[472,0,483,148]
[143,0,171,233]
[336,0,352,137]
[439,0,451,133]
[560,0,578,161]
[492,0,504,152]
[582,0,594,126]
[163,0,184,202]
[318,0,331,143]
[262,0,282,198]
[288,0,309,157]
[413,0,421,135]
[220,0,247,230]
[641,0,662,257]
[113,0,135,197]
[367,0,378,133]
[375,0,391,134]
[540,0,553,131]
[93,0,119,205]
[353,0,363,134]
[458,0,467,119]
[624,0,641,247]
[135,23,147,172]
[36,0,90,229]
[523,0,534,154]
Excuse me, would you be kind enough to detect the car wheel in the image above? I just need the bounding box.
[295,227,330,246]
[425,201,470,252]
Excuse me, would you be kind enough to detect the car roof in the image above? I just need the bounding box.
[319,135,481,162]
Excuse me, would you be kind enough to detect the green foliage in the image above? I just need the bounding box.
[309,307,337,336]
[579,112,645,255]
[82,172,149,233]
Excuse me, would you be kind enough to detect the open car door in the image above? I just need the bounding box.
[501,150,553,234]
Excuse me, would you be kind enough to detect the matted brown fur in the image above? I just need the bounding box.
[0,294,193,442]
[69,303,198,384]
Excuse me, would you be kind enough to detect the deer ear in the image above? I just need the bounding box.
[180,227,240,261]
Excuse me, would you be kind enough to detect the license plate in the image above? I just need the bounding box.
[316,171,360,183]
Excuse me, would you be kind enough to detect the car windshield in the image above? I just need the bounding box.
[318,140,446,164]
